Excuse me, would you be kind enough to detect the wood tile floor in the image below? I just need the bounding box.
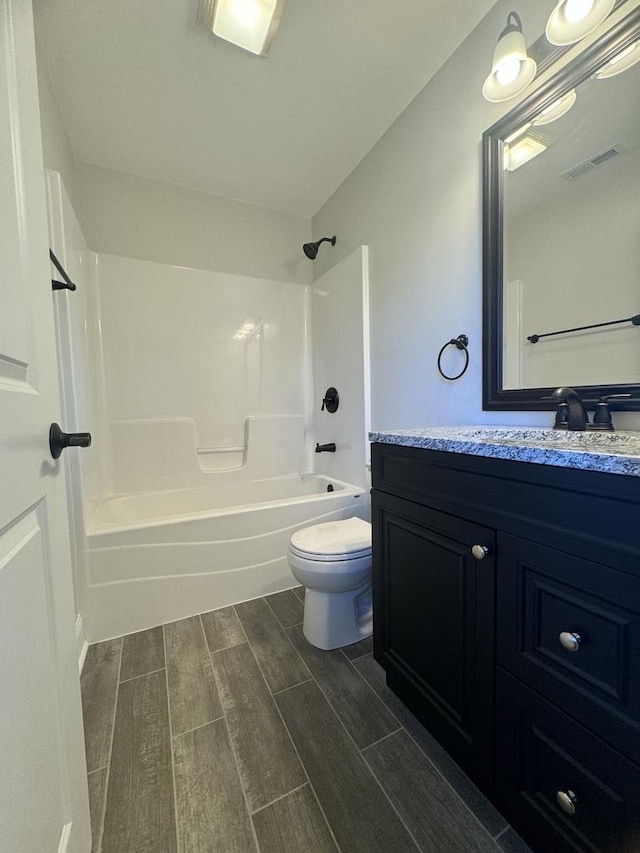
[81,588,533,853]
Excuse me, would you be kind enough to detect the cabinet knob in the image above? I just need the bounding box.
[471,544,490,560]
[556,789,577,815]
[559,631,581,653]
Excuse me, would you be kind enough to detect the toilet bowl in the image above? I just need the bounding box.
[287,517,372,650]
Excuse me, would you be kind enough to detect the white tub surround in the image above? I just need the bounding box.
[110,415,306,494]
[85,476,366,640]
[369,426,640,477]
[312,247,371,493]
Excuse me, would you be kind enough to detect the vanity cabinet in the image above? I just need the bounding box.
[371,442,640,853]
[372,490,495,787]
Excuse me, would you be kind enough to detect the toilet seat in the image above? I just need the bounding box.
[289,517,371,562]
[288,543,371,563]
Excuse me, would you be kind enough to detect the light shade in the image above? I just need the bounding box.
[594,41,640,78]
[546,0,615,46]
[200,0,285,56]
[483,13,537,103]
[532,89,577,125]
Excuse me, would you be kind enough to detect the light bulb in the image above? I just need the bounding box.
[231,0,261,27]
[496,58,522,86]
[563,0,595,23]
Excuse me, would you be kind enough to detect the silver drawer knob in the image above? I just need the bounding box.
[559,632,581,653]
[556,789,577,815]
[471,544,490,560]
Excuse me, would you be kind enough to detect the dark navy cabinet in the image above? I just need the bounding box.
[371,442,640,853]
[372,490,495,788]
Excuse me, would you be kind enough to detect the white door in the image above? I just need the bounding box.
[0,1,91,851]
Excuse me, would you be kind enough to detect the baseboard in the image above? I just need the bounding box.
[76,614,88,673]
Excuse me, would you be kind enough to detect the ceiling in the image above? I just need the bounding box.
[33,0,496,218]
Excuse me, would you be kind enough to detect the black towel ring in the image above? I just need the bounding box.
[437,334,469,381]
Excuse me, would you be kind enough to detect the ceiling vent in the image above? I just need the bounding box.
[561,145,622,180]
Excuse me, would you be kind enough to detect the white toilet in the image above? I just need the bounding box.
[287,517,372,650]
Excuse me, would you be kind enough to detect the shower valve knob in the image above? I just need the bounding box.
[49,422,92,459]
[321,387,339,413]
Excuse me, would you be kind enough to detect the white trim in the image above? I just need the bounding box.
[361,246,372,469]
[57,821,73,853]
[76,615,88,673]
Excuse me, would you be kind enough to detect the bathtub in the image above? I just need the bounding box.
[84,474,368,641]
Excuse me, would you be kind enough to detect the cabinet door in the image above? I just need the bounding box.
[372,490,495,786]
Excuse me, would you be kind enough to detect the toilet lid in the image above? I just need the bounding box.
[290,517,371,558]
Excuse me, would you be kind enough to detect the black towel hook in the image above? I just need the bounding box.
[437,334,469,381]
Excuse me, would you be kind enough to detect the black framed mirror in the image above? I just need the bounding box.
[482,9,640,411]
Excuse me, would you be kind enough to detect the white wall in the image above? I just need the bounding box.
[74,161,313,285]
[37,61,77,206]
[311,1,640,433]
[312,247,371,492]
[36,66,313,287]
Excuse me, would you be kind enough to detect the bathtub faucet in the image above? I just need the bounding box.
[315,442,336,453]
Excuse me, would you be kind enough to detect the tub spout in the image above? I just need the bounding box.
[315,442,336,453]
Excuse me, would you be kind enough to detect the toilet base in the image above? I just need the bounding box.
[302,580,372,650]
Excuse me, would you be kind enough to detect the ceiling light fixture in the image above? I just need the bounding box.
[506,135,549,171]
[532,89,577,125]
[594,40,640,78]
[200,0,285,56]
[483,12,537,103]
[545,0,615,46]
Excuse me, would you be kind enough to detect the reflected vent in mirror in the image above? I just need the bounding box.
[561,145,622,180]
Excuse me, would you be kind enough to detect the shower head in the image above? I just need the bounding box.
[303,236,336,260]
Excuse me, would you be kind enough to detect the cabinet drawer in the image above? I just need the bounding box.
[497,533,640,757]
[497,670,640,853]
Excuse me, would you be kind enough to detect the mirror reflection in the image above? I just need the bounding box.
[501,40,640,391]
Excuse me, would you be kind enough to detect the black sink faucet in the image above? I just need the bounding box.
[315,442,336,453]
[549,387,588,431]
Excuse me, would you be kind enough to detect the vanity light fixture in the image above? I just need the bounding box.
[532,89,577,125]
[483,12,537,103]
[546,0,615,46]
[594,40,640,78]
[199,0,285,56]
[506,134,549,171]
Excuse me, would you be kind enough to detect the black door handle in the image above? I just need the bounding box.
[49,423,92,459]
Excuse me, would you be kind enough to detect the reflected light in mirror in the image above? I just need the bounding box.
[506,136,549,171]
[546,0,615,45]
[594,41,640,78]
[202,0,284,56]
[532,89,577,125]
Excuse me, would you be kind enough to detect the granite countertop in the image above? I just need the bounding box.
[369,426,640,477]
